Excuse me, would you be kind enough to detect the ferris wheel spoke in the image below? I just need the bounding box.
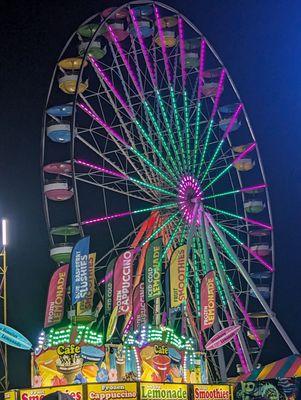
[203,183,267,200]
[73,174,156,203]
[202,142,256,191]
[161,218,184,260]
[82,202,177,226]
[78,101,175,186]
[107,43,159,186]
[106,20,178,178]
[204,219,252,372]
[196,70,226,177]
[201,104,243,183]
[216,221,274,272]
[76,159,176,197]
[140,211,180,247]
[192,40,206,174]
[205,205,272,231]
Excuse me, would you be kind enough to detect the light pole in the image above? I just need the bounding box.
[0,219,8,391]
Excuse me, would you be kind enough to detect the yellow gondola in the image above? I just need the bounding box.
[234,158,255,171]
[155,30,177,48]
[59,75,88,94]
[58,57,88,70]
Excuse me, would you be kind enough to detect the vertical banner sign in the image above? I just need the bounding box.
[71,236,90,305]
[201,270,216,330]
[44,264,69,328]
[113,249,135,316]
[170,245,187,307]
[145,237,163,301]
[133,281,148,330]
[77,253,96,315]
[105,257,116,315]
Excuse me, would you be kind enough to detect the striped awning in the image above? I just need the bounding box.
[235,355,301,381]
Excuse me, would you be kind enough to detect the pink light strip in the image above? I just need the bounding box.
[76,159,127,179]
[197,40,206,100]
[82,210,132,225]
[222,104,243,140]
[178,17,187,88]
[89,57,133,117]
[225,310,250,374]
[245,217,272,230]
[240,183,267,193]
[210,69,226,119]
[234,293,263,348]
[107,25,142,96]
[98,270,113,285]
[129,9,157,88]
[154,6,172,84]
[78,102,129,147]
[235,142,256,162]
[243,244,274,272]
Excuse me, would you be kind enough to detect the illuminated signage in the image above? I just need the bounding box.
[194,385,233,400]
[140,383,188,400]
[87,383,137,400]
[19,384,83,400]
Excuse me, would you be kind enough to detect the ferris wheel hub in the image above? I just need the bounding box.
[178,175,202,225]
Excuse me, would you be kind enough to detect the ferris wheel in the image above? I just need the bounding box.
[41,1,298,381]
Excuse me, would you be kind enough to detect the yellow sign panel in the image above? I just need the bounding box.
[193,385,233,400]
[5,391,17,400]
[140,383,188,400]
[87,383,138,400]
[19,384,83,400]
[170,245,187,307]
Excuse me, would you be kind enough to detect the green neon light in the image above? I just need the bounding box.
[203,188,240,200]
[143,101,180,175]
[134,119,176,179]
[216,223,243,245]
[179,225,188,245]
[203,162,232,191]
[161,219,183,259]
[205,205,243,221]
[133,202,177,215]
[193,101,202,174]
[184,90,191,170]
[211,228,238,267]
[130,177,176,196]
[201,139,225,183]
[156,90,182,171]
[193,238,201,316]
[130,146,171,184]
[170,87,186,169]
[141,212,179,247]
[124,325,194,350]
[196,119,214,177]
[47,325,103,348]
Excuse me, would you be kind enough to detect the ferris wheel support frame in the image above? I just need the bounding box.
[206,212,299,355]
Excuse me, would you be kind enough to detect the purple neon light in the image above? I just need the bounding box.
[240,183,267,193]
[107,25,142,96]
[222,104,243,140]
[78,102,129,147]
[197,40,206,100]
[89,57,133,117]
[243,243,274,272]
[82,210,132,225]
[154,6,172,84]
[178,175,202,225]
[178,17,187,88]
[234,142,256,163]
[210,69,226,119]
[225,310,249,374]
[245,217,272,230]
[234,293,263,348]
[76,159,127,179]
[129,9,157,88]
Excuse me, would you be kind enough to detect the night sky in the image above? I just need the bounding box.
[1,0,301,389]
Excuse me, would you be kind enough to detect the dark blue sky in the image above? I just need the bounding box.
[0,0,300,388]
